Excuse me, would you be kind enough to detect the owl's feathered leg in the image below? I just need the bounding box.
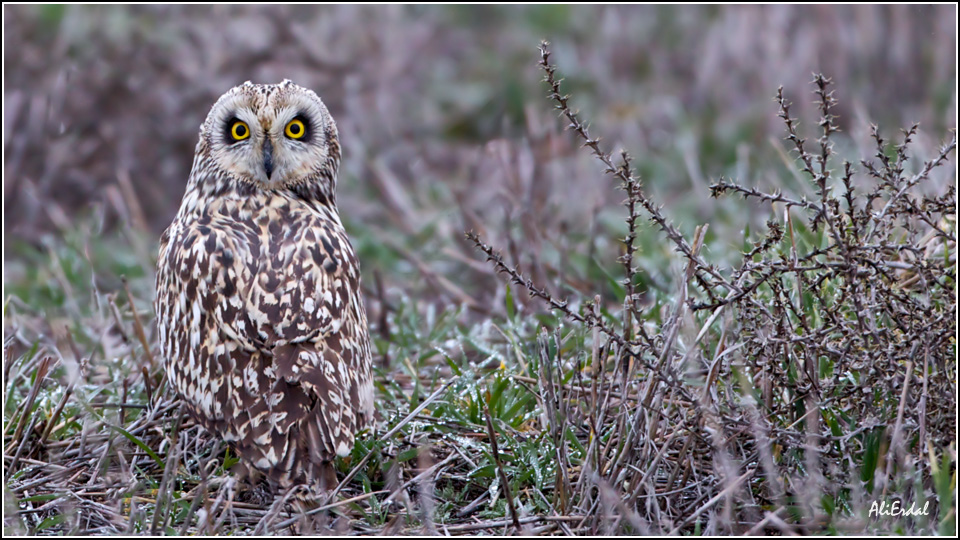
[318,461,339,493]
[231,459,276,507]
[285,462,339,533]
[243,478,275,508]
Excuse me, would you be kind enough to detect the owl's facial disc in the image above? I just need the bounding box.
[215,109,319,188]
[203,81,340,195]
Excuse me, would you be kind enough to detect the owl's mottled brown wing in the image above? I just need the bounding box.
[157,199,373,486]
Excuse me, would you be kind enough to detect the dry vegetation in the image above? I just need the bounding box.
[4,5,957,536]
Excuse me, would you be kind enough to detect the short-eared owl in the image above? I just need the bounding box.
[156,81,374,495]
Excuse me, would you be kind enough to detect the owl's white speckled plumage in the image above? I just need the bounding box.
[155,80,374,495]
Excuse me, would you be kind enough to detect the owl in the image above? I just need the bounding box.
[155,80,374,496]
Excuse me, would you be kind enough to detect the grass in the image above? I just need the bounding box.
[2,208,600,534]
[4,5,958,536]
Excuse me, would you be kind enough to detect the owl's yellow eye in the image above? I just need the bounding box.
[285,119,306,139]
[231,120,250,141]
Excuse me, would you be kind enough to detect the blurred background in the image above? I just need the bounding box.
[4,4,957,300]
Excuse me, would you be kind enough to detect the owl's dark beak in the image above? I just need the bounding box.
[263,138,275,180]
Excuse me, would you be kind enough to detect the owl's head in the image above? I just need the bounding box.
[195,80,340,204]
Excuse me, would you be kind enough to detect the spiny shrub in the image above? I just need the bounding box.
[469,41,956,534]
